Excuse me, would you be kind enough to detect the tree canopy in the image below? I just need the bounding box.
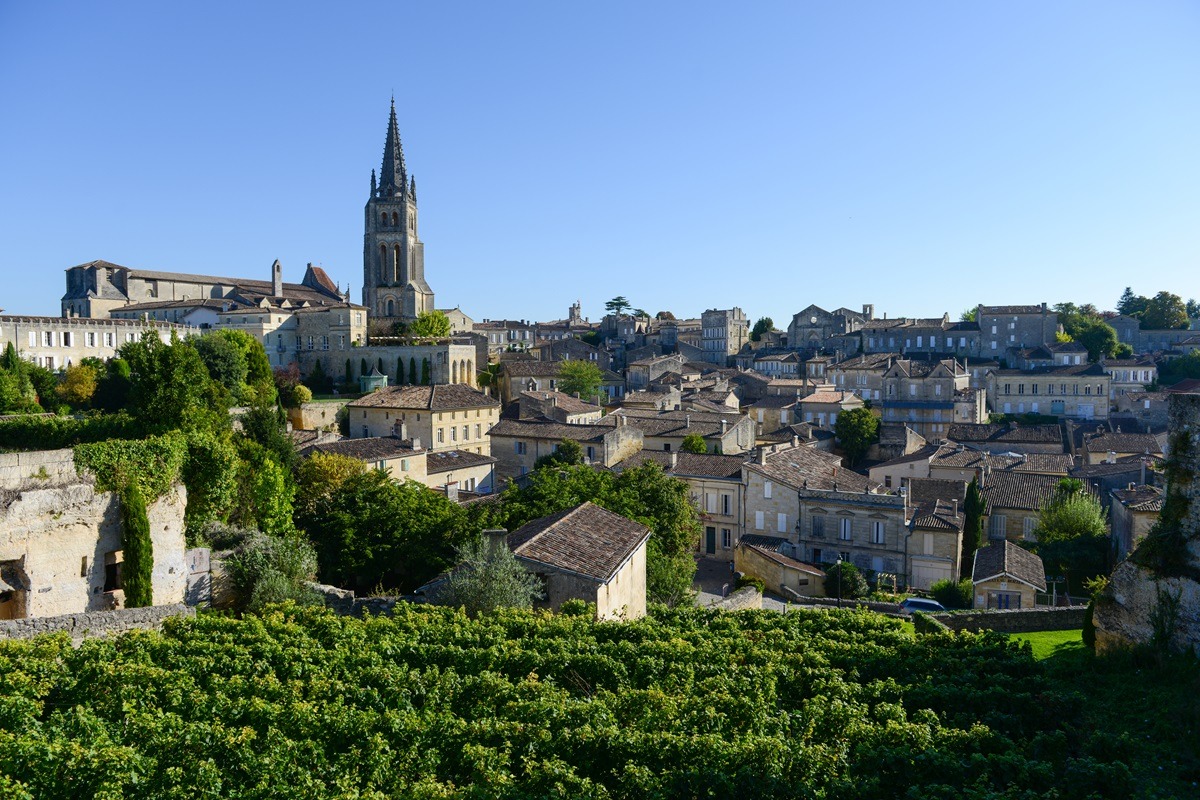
[834,407,879,467]
[680,433,708,454]
[1140,291,1189,330]
[435,537,544,617]
[555,359,604,399]
[750,317,774,341]
[604,296,631,316]
[1027,478,1108,594]
[407,310,452,338]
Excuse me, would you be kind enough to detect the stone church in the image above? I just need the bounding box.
[362,99,436,323]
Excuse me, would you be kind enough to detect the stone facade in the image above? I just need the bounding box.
[0,449,188,620]
[987,364,1110,420]
[346,386,498,455]
[700,308,749,365]
[974,304,1058,357]
[304,341,477,387]
[0,315,192,371]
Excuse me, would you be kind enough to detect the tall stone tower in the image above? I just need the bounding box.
[363,99,435,322]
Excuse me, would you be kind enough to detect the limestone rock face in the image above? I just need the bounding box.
[1094,561,1200,657]
[1094,394,1200,656]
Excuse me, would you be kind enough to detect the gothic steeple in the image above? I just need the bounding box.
[378,97,408,197]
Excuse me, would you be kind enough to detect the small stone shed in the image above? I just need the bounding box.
[971,540,1047,610]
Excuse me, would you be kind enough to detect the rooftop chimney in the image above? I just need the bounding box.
[721,418,728,435]
[271,259,284,298]
[483,528,508,555]
[685,414,691,428]
[670,451,678,468]
[1107,450,1117,464]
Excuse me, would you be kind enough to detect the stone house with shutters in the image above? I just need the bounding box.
[516,391,604,425]
[0,315,192,372]
[1102,358,1157,401]
[500,360,624,404]
[747,394,802,439]
[345,384,499,456]
[904,478,968,590]
[828,351,898,403]
[979,471,1079,543]
[611,450,747,562]
[797,389,864,429]
[614,408,755,455]
[487,416,644,479]
[1080,431,1164,466]
[974,303,1059,357]
[971,540,1047,609]
[879,357,979,442]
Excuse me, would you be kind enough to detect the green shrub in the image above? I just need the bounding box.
[911,611,951,635]
[1083,601,1096,649]
[221,528,320,613]
[824,561,868,599]
[735,575,766,593]
[558,598,593,617]
[0,413,143,451]
[930,578,974,610]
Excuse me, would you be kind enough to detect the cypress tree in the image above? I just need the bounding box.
[397,357,405,384]
[421,358,431,386]
[345,358,353,382]
[961,477,986,580]
[120,482,154,607]
[409,357,418,384]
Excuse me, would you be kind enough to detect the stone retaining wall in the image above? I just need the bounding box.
[792,595,903,615]
[710,586,763,611]
[932,606,1087,633]
[0,448,78,489]
[0,604,195,641]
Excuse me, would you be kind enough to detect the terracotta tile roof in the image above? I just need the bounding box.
[980,471,1068,513]
[1111,485,1164,512]
[801,390,860,405]
[518,390,602,416]
[1084,432,1163,456]
[309,436,420,461]
[910,499,965,532]
[507,502,651,583]
[930,448,1073,475]
[346,384,499,411]
[972,541,1047,591]
[488,418,614,443]
[426,450,497,474]
[947,423,1064,447]
[748,445,874,492]
[610,450,746,480]
[739,536,826,576]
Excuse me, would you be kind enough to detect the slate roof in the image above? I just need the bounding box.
[507,502,651,583]
[1111,485,1164,512]
[980,471,1069,512]
[426,450,497,474]
[346,384,499,411]
[972,541,1047,591]
[946,423,1064,447]
[309,436,420,461]
[749,445,875,492]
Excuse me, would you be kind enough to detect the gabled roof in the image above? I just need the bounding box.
[346,384,498,411]
[610,450,747,480]
[738,535,826,576]
[910,499,965,532]
[800,390,861,405]
[507,502,651,583]
[747,444,874,492]
[980,472,1069,513]
[972,541,1047,591]
[946,423,1064,447]
[978,305,1048,315]
[426,450,497,474]
[309,436,420,461]
[1111,485,1164,512]
[930,448,1073,475]
[487,418,614,443]
[1083,432,1163,456]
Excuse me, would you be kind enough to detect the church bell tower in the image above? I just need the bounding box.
[363,99,435,322]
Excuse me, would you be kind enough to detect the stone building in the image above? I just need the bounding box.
[614,408,756,455]
[1103,357,1157,401]
[971,540,1047,610]
[487,416,645,479]
[362,99,435,323]
[786,304,872,352]
[0,449,187,619]
[987,363,1111,420]
[1109,484,1163,561]
[879,357,979,441]
[700,308,749,366]
[1108,315,1194,355]
[345,384,499,455]
[735,535,826,596]
[505,503,650,620]
[973,304,1059,357]
[0,315,192,371]
[307,340,477,388]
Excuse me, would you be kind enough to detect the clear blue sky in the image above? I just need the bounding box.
[2,1,1198,327]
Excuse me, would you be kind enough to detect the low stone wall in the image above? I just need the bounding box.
[0,448,78,489]
[0,604,195,641]
[710,586,762,611]
[792,595,903,615]
[932,606,1087,633]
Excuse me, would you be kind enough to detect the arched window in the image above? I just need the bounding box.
[380,211,388,226]
[392,212,399,227]
[386,298,394,316]
[379,244,387,281]
[394,244,402,283]
[467,359,473,385]
[452,361,458,383]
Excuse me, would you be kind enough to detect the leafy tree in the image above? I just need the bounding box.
[631,308,649,319]
[1159,350,1200,386]
[181,429,240,533]
[1116,287,1148,318]
[960,308,977,323]
[294,451,368,520]
[1027,478,1108,595]
[534,439,584,470]
[750,317,774,342]
[834,407,879,467]
[233,440,295,537]
[1140,291,1189,330]
[215,329,275,403]
[477,361,502,391]
[360,358,369,379]
[555,359,603,399]
[1071,318,1120,361]
[680,433,708,454]
[406,310,452,338]
[193,333,249,396]
[292,385,312,405]
[930,578,973,609]
[1188,298,1200,319]
[56,362,99,409]
[120,331,229,435]
[435,537,544,617]
[345,358,353,382]
[273,363,303,407]
[396,356,405,384]
[300,470,470,592]
[604,296,631,316]
[238,399,297,475]
[0,342,40,413]
[823,561,867,599]
[961,477,985,580]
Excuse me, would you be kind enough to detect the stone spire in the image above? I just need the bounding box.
[409,174,416,201]
[378,97,407,197]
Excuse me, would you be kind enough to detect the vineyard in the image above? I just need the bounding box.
[0,605,1145,799]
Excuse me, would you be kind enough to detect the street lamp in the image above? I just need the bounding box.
[836,556,843,609]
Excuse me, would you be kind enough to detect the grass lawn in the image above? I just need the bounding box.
[1009,628,1086,660]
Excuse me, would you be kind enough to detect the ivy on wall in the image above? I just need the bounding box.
[74,432,186,500]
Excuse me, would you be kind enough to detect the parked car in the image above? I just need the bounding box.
[899,598,946,615]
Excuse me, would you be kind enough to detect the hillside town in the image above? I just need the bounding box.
[3,98,1200,798]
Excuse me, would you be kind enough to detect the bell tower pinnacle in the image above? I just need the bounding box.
[363,98,434,322]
